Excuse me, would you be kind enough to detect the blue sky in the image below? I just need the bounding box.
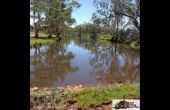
[30,0,96,26]
[71,0,96,25]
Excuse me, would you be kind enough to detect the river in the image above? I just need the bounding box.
[30,37,140,88]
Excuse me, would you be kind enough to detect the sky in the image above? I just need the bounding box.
[71,0,96,25]
[30,0,96,26]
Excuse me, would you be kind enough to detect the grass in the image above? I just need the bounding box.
[30,38,58,47]
[30,31,56,37]
[30,83,140,109]
[75,83,139,108]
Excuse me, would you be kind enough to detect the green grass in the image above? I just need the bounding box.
[75,83,139,108]
[30,83,140,109]
[30,38,58,47]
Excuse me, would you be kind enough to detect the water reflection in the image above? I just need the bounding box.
[30,37,140,88]
[89,43,140,84]
[30,40,79,88]
[73,38,140,84]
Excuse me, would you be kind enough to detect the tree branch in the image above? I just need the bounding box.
[120,3,135,16]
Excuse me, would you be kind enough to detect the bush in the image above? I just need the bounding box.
[97,34,112,40]
[136,39,140,45]
[127,33,136,41]
[124,40,131,44]
[130,41,140,49]
[118,36,125,43]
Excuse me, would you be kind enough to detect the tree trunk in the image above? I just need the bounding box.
[48,33,52,38]
[115,36,118,43]
[34,28,39,38]
[33,10,38,38]
[56,31,60,38]
[132,19,140,31]
[48,28,53,38]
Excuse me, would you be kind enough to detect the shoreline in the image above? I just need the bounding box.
[30,37,58,47]
[30,83,139,92]
[30,36,139,50]
[30,83,139,109]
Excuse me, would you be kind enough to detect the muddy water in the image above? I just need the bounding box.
[30,37,140,88]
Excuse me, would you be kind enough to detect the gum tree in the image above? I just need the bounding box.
[30,0,46,38]
[92,0,140,42]
[30,0,81,38]
[42,0,81,38]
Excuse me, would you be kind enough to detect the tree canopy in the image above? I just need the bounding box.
[30,0,81,38]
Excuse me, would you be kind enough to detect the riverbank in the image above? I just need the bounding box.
[30,32,140,50]
[80,34,140,50]
[30,32,56,38]
[30,38,59,47]
[30,31,60,48]
[30,83,139,110]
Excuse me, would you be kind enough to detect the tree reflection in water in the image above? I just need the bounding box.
[30,37,140,87]
[30,40,79,88]
[89,42,140,85]
[73,38,140,85]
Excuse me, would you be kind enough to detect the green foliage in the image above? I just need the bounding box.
[64,90,77,100]
[92,0,140,41]
[127,33,136,41]
[30,0,81,36]
[81,34,91,39]
[124,40,131,44]
[117,36,124,43]
[74,22,101,38]
[130,40,140,49]
[131,40,140,46]
[97,34,112,40]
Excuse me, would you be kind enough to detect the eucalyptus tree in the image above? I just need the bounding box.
[30,0,81,38]
[74,24,83,37]
[116,0,140,31]
[42,0,81,38]
[30,0,46,38]
[74,22,101,39]
[104,0,140,31]
[83,22,101,39]
[92,0,125,42]
[92,0,140,42]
